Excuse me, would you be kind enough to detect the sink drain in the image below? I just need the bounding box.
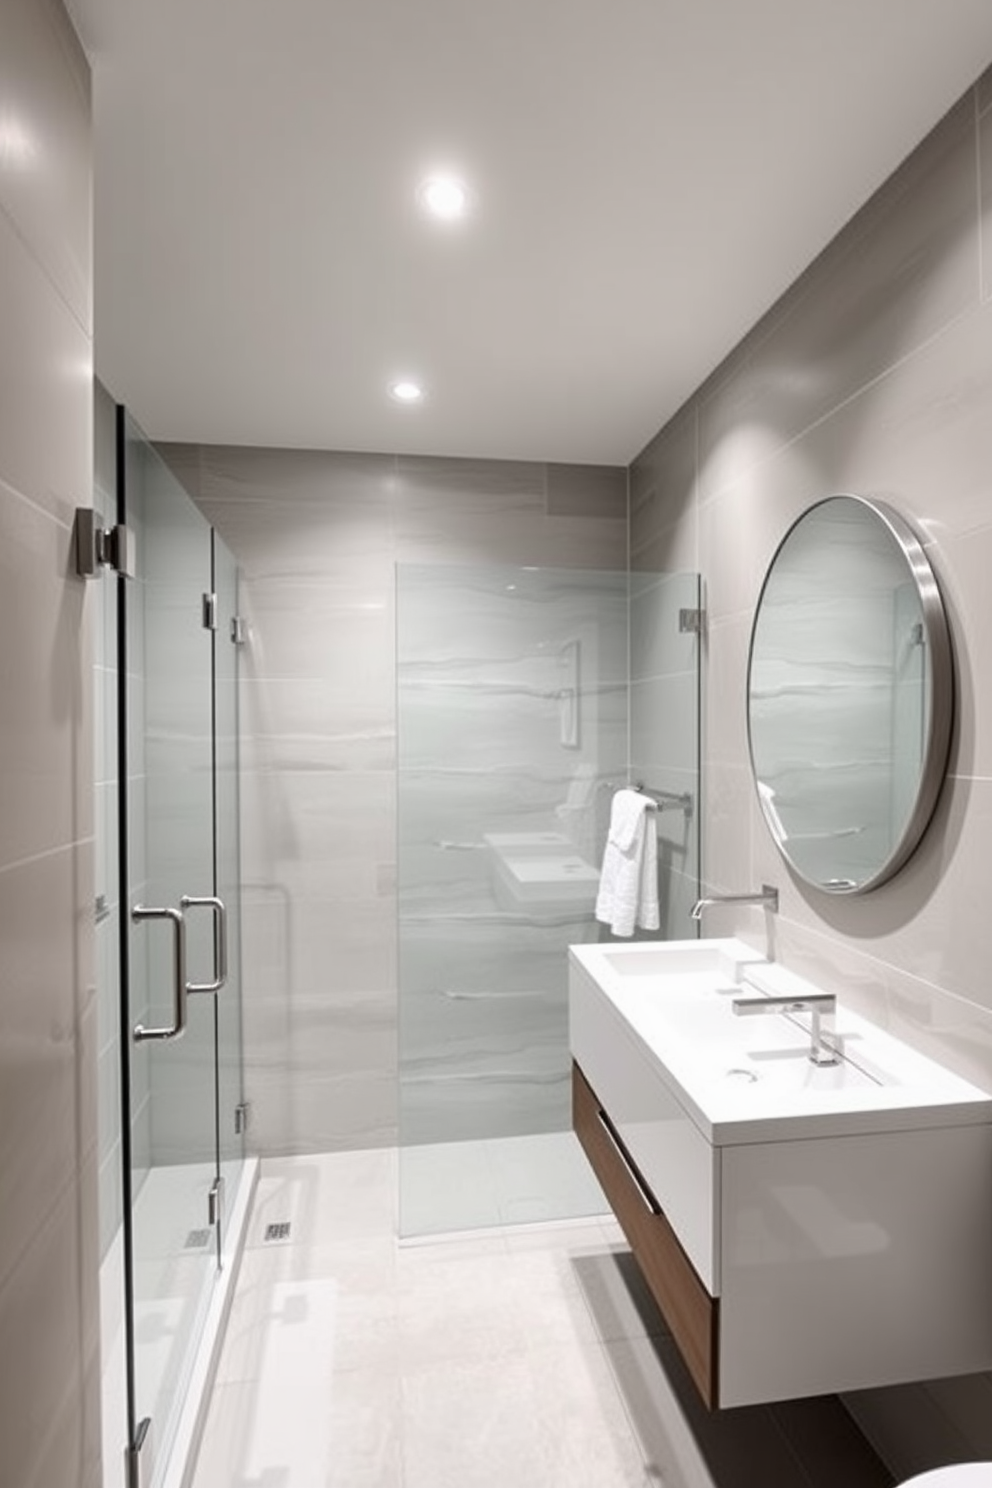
[725,1067,758,1084]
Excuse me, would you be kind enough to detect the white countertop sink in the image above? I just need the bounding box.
[569,937,992,1145]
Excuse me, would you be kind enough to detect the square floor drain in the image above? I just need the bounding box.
[264,1221,292,1243]
[185,1228,211,1250]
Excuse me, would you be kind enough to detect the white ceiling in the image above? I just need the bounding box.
[68,0,992,466]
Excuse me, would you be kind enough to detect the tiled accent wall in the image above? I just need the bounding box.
[0,4,101,1486]
[156,446,627,1157]
[630,68,992,1475]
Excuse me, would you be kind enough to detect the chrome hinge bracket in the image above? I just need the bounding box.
[202,592,218,631]
[208,1176,223,1228]
[75,509,136,579]
[230,615,247,646]
[234,1101,250,1135]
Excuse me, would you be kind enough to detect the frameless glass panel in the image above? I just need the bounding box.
[396,564,629,1237]
[629,570,702,936]
[120,413,218,1483]
[213,534,246,1227]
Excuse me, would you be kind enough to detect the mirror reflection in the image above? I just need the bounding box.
[747,494,953,894]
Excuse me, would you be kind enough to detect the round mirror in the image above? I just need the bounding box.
[747,494,953,895]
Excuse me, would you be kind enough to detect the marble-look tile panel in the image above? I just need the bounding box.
[631,510,700,577]
[699,759,755,903]
[630,404,697,548]
[199,496,395,577]
[545,462,627,519]
[0,0,91,330]
[700,95,980,503]
[629,672,698,778]
[395,453,545,515]
[630,571,700,682]
[247,1062,397,1157]
[981,103,992,298]
[0,843,89,1292]
[767,911,992,1097]
[198,444,397,508]
[240,767,395,878]
[0,485,92,867]
[705,613,751,768]
[761,772,992,1029]
[238,572,395,684]
[0,216,91,528]
[0,1179,100,1488]
[240,679,395,775]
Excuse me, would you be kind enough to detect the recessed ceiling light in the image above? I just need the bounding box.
[417,173,471,221]
[389,379,425,404]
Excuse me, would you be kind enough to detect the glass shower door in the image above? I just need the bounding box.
[119,413,221,1485]
[213,533,246,1218]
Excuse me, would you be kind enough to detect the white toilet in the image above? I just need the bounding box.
[900,1469,992,1486]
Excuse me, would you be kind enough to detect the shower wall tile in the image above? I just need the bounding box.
[0,0,91,331]
[545,463,627,519]
[200,444,397,510]
[191,442,626,1158]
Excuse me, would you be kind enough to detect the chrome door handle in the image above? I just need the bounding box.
[132,905,188,1042]
[181,895,228,993]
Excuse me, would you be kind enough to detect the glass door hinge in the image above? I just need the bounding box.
[74,509,136,579]
[234,1101,250,1136]
[208,1177,223,1228]
[230,615,247,646]
[678,607,703,634]
[202,592,218,630]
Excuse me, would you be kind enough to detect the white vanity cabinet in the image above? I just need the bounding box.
[569,940,992,1409]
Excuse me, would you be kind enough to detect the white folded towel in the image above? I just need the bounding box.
[595,789,660,937]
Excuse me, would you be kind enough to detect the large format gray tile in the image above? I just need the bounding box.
[0,215,92,527]
[630,404,697,558]
[981,105,992,299]
[546,462,627,519]
[699,93,980,502]
[199,444,397,509]
[0,0,91,329]
[0,843,91,1293]
[0,1180,100,1488]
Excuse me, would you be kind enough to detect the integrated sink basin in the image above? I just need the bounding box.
[571,937,990,1144]
[568,936,992,1407]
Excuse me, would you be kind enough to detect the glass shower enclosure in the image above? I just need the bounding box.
[397,562,703,1238]
[115,411,249,1487]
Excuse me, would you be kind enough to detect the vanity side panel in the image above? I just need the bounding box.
[569,962,718,1288]
[719,1123,992,1407]
[573,1062,719,1407]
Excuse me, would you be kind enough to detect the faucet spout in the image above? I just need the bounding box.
[690,884,779,921]
[731,991,839,1066]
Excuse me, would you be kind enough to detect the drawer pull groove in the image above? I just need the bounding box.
[594,1107,660,1215]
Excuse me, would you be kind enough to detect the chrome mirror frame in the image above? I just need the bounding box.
[746,494,954,895]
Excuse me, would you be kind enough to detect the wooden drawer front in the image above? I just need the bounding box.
[573,1060,719,1408]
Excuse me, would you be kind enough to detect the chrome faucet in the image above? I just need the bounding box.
[690,884,779,920]
[732,991,839,1066]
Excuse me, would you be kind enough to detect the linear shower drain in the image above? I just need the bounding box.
[264,1221,292,1242]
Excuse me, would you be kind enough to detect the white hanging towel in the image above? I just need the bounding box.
[595,789,660,937]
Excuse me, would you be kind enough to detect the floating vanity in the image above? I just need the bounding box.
[569,938,992,1408]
